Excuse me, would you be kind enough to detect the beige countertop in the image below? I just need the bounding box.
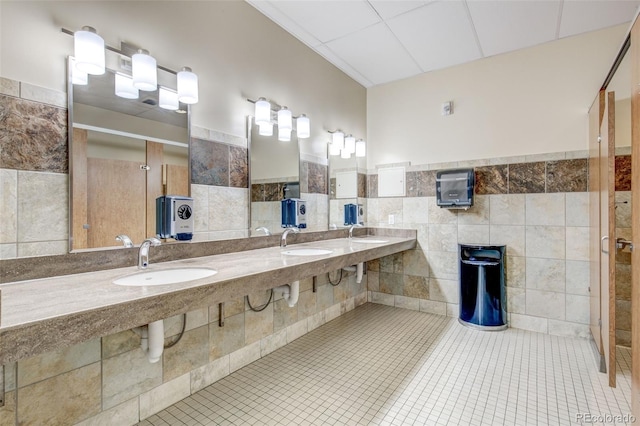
[0,235,416,364]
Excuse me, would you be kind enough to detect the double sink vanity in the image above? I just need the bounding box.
[0,228,416,365]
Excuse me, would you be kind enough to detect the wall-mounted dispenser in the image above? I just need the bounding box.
[156,195,194,240]
[344,203,364,226]
[281,198,307,228]
[436,168,474,209]
[282,182,300,199]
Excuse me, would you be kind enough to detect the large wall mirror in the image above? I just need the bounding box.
[248,117,300,235]
[329,153,366,229]
[68,56,189,251]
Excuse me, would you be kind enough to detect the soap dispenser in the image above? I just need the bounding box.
[281,198,307,229]
[156,195,194,240]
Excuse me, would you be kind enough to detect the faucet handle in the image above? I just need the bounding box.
[145,237,162,246]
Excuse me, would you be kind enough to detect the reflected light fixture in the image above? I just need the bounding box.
[71,58,88,85]
[254,98,271,125]
[329,141,341,156]
[278,106,292,131]
[297,114,310,138]
[340,148,350,159]
[159,87,179,110]
[278,127,292,142]
[355,139,366,157]
[344,134,356,154]
[132,49,157,91]
[114,73,139,99]
[177,67,199,104]
[259,122,274,136]
[74,26,105,75]
[332,131,344,150]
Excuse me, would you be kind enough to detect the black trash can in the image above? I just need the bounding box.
[459,244,507,331]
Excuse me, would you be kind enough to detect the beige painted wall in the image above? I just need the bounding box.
[366,25,628,168]
[0,1,366,157]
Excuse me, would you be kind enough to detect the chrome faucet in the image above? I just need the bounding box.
[116,234,133,248]
[138,237,161,269]
[348,223,364,239]
[255,226,272,236]
[280,227,300,248]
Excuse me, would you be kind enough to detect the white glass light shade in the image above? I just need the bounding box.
[74,27,105,75]
[278,107,292,131]
[71,65,88,85]
[159,87,179,110]
[177,67,199,104]
[296,114,310,138]
[278,127,292,142]
[255,98,271,125]
[114,73,139,99]
[355,139,366,157]
[132,50,157,91]
[340,148,351,159]
[259,122,273,136]
[332,131,344,149]
[344,135,356,154]
[329,141,341,156]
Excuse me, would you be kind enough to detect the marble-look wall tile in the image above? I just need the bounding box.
[208,186,248,232]
[406,170,436,197]
[229,341,261,373]
[139,373,190,420]
[489,194,525,225]
[506,287,526,314]
[367,174,378,198]
[102,348,162,409]
[509,313,548,334]
[566,260,590,296]
[429,224,458,252]
[245,304,274,345]
[0,169,17,244]
[19,82,67,108]
[0,77,19,97]
[190,138,229,186]
[419,299,447,316]
[526,289,565,320]
[300,162,309,194]
[260,329,288,357]
[525,193,565,226]
[402,197,429,224]
[371,291,395,306]
[163,326,209,382]
[547,320,590,339]
[509,162,545,194]
[17,240,68,257]
[402,249,429,277]
[475,165,508,195]
[209,130,246,148]
[17,171,68,242]
[457,224,490,246]
[565,227,589,261]
[74,399,139,426]
[526,226,565,259]
[358,173,367,198]
[615,155,632,191]
[190,356,230,394]
[507,256,526,288]
[379,272,403,295]
[546,159,587,193]
[490,225,525,257]
[403,275,429,299]
[210,313,244,360]
[18,338,100,387]
[458,195,489,225]
[566,294,590,325]
[0,95,68,173]
[525,258,565,292]
[102,330,139,359]
[307,162,327,194]
[229,146,248,188]
[429,277,458,304]
[17,362,101,425]
[395,295,420,311]
[566,192,589,227]
[264,182,283,201]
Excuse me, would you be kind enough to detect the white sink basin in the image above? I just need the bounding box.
[281,248,333,256]
[350,238,388,244]
[114,267,217,286]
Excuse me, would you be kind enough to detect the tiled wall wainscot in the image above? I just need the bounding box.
[0,272,367,424]
[0,79,69,259]
[366,152,594,339]
[615,190,632,347]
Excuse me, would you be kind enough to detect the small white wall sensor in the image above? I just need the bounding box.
[441,101,453,116]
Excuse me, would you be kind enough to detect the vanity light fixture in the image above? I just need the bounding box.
[340,148,351,159]
[344,134,356,154]
[332,130,345,150]
[158,87,179,110]
[115,73,139,99]
[247,97,310,140]
[74,26,105,75]
[177,67,199,104]
[328,141,341,156]
[355,139,366,157]
[132,49,157,91]
[254,98,271,125]
[278,106,293,132]
[64,26,200,106]
[296,114,310,139]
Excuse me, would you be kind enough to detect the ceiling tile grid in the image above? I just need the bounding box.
[247,0,640,87]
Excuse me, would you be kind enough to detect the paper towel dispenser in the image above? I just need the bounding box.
[436,168,474,209]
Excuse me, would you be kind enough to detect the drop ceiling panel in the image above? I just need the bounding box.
[314,45,374,87]
[368,0,433,20]
[387,1,482,72]
[247,0,322,47]
[269,0,381,44]
[325,22,423,85]
[559,0,640,38]
[468,0,560,57]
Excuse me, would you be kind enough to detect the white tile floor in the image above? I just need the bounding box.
[138,304,634,425]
